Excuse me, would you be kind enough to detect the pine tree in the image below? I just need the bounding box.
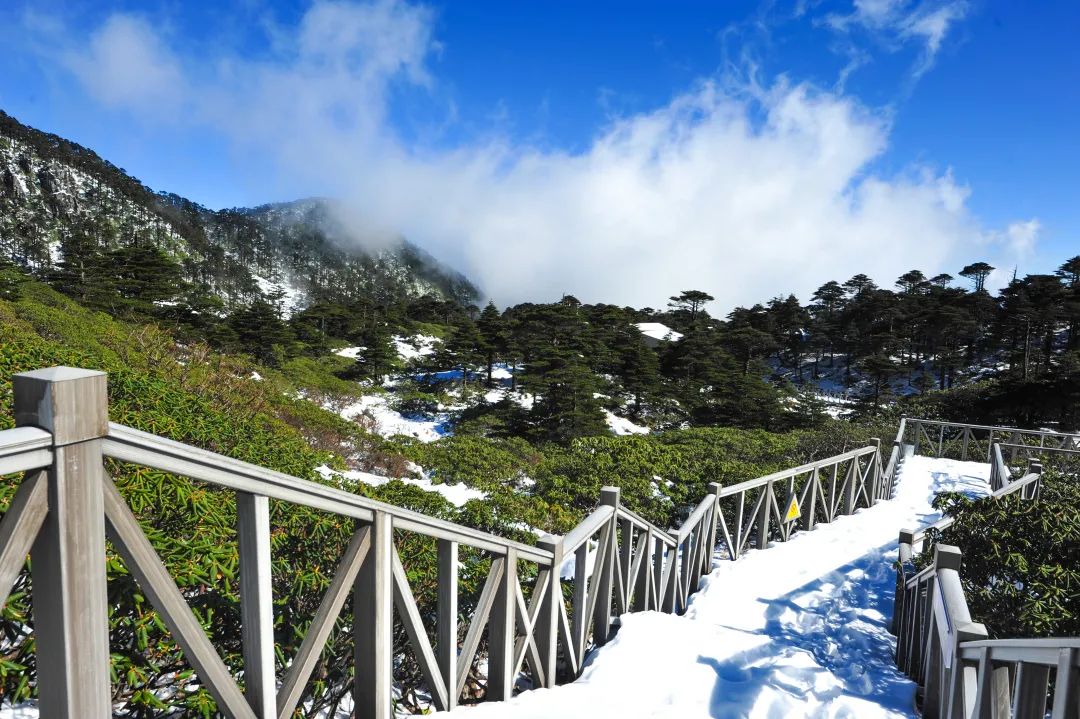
[438,319,486,391]
[613,326,661,417]
[227,299,296,366]
[477,301,509,386]
[355,323,396,381]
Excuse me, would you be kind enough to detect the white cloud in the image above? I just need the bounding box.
[63,14,187,116]
[42,0,1034,311]
[825,0,968,80]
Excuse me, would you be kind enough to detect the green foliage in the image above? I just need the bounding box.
[927,473,1080,638]
[0,280,503,715]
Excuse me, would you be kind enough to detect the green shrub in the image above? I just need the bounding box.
[927,472,1080,638]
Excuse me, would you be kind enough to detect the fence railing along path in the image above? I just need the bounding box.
[0,367,904,718]
[891,423,1080,718]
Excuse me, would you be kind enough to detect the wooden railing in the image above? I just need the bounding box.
[901,418,1079,464]
[713,441,888,560]
[891,435,1080,718]
[0,367,899,717]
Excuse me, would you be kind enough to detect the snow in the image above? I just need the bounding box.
[394,334,441,362]
[315,465,486,508]
[0,702,37,719]
[253,274,305,318]
[603,409,650,436]
[338,394,450,442]
[635,322,683,343]
[250,371,263,381]
[439,455,991,718]
[334,346,365,359]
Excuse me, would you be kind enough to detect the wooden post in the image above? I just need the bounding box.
[757,483,771,550]
[535,535,562,688]
[633,528,653,611]
[487,548,517,700]
[705,483,720,575]
[869,438,881,502]
[15,367,112,718]
[618,514,633,611]
[236,492,275,718]
[437,539,458,707]
[355,510,393,719]
[594,487,619,645]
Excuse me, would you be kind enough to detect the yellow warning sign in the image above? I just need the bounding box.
[784,495,801,523]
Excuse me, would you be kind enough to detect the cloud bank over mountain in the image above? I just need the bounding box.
[32,0,1035,309]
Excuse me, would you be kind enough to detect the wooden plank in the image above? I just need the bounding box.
[535,536,562,688]
[456,559,503,695]
[557,594,579,676]
[437,539,458,708]
[487,547,517,701]
[237,492,275,718]
[276,526,371,719]
[104,425,553,565]
[593,488,619,645]
[0,470,47,608]
[1050,647,1078,719]
[618,516,633,611]
[512,573,547,687]
[102,476,255,719]
[391,547,449,711]
[1011,661,1050,719]
[584,523,612,648]
[629,530,649,611]
[354,511,393,719]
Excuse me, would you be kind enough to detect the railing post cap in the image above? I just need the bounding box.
[599,486,620,505]
[13,366,108,445]
[934,543,963,572]
[898,528,916,545]
[955,621,988,643]
[707,481,721,494]
[537,533,563,554]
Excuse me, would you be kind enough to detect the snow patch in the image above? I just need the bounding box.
[603,409,649,436]
[635,322,683,343]
[315,465,486,508]
[338,394,450,442]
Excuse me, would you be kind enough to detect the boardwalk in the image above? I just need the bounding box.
[442,456,991,718]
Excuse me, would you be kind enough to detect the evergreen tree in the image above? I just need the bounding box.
[355,323,396,381]
[960,262,995,292]
[227,299,296,366]
[613,325,661,417]
[477,301,509,386]
[438,319,486,391]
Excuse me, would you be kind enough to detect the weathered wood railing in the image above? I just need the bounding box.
[892,454,1080,718]
[0,367,902,717]
[713,441,888,560]
[902,418,1079,464]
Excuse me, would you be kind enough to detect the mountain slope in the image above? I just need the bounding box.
[0,110,479,313]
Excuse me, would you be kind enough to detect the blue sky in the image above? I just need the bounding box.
[1,0,1077,307]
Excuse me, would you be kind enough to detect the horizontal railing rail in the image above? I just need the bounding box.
[902,418,1079,464]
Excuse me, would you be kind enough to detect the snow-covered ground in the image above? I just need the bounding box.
[636,322,683,344]
[315,465,486,507]
[439,455,990,719]
[603,409,650,436]
[338,394,451,442]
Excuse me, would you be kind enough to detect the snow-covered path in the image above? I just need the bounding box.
[444,456,991,719]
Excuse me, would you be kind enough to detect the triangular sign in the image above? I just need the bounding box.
[784,494,801,523]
